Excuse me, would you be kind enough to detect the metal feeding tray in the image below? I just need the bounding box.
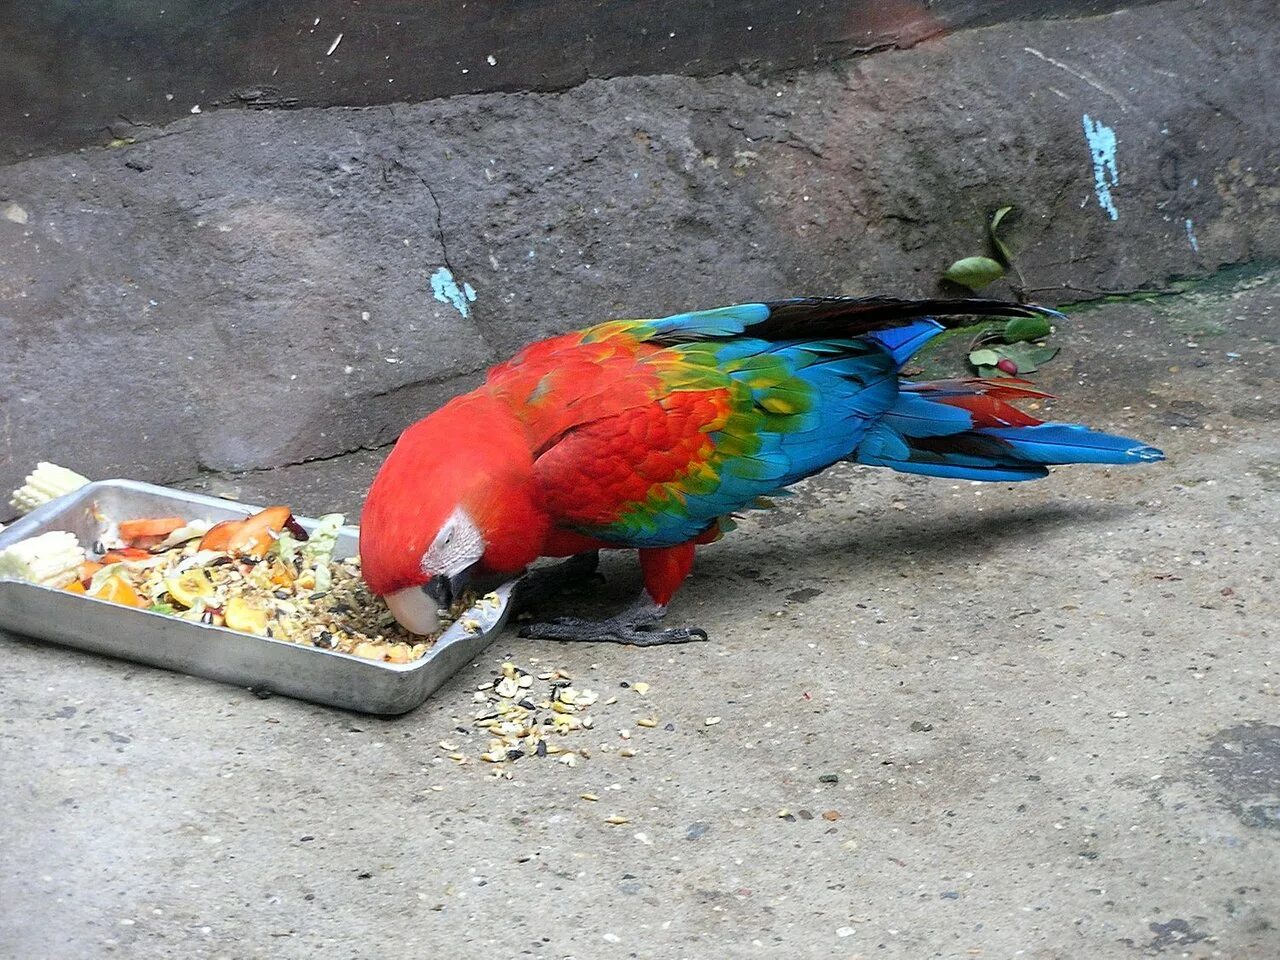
[0,479,514,715]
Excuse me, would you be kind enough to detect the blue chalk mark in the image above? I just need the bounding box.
[1082,114,1119,220]
[430,267,477,318]
[1184,218,1199,253]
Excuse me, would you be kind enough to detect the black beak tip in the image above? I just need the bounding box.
[424,569,470,611]
[423,577,452,611]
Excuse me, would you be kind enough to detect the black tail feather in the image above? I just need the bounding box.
[748,296,1061,342]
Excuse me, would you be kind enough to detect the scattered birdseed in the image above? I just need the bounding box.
[619,748,637,758]
[604,815,630,825]
[818,773,839,784]
[461,658,602,768]
[632,682,650,695]
[580,793,599,802]
[822,810,841,821]
[705,716,722,726]
[636,717,657,728]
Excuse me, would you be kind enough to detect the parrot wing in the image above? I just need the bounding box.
[501,298,1059,548]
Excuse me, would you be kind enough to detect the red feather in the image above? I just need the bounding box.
[904,378,1051,428]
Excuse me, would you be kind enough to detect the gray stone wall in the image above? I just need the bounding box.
[1,0,1277,518]
[5,0,1161,161]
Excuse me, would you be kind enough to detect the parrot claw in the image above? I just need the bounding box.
[518,598,709,646]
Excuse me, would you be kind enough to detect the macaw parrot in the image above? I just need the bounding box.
[359,297,1162,645]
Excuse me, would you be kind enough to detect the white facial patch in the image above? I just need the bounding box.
[420,506,485,579]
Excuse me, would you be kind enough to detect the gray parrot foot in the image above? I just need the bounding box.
[518,598,709,646]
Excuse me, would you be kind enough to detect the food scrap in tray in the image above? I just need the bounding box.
[0,502,482,663]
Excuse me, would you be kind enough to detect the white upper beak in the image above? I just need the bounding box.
[384,586,440,636]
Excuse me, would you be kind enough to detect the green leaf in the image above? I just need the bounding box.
[1025,345,1060,366]
[943,256,1004,290]
[991,341,1061,375]
[1003,315,1052,343]
[990,205,1014,235]
[989,206,1015,266]
[968,348,1001,367]
[975,365,1001,378]
[148,602,176,615]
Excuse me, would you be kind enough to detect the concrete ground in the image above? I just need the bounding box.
[1,270,1277,959]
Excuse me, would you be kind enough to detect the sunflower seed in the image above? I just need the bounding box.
[495,677,520,699]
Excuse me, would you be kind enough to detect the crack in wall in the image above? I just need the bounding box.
[382,106,504,355]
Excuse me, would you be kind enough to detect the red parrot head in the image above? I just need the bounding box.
[359,396,547,635]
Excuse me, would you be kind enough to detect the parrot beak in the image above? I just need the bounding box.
[384,568,472,636]
[384,586,440,636]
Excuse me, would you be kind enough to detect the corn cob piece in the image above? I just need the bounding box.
[0,531,87,587]
[10,463,91,515]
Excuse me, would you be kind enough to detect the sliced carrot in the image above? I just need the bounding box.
[119,516,186,543]
[100,547,151,564]
[91,574,144,608]
[198,506,294,558]
[197,518,240,553]
[63,580,87,594]
[228,505,293,556]
[76,561,105,583]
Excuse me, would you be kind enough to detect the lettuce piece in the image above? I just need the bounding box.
[272,530,304,566]
[300,513,344,591]
[301,513,345,565]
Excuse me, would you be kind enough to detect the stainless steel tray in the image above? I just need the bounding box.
[0,479,513,715]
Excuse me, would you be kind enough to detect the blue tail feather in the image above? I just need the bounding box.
[982,424,1164,465]
[852,382,1164,482]
[864,319,945,367]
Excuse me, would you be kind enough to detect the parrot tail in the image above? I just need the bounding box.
[852,377,1164,482]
